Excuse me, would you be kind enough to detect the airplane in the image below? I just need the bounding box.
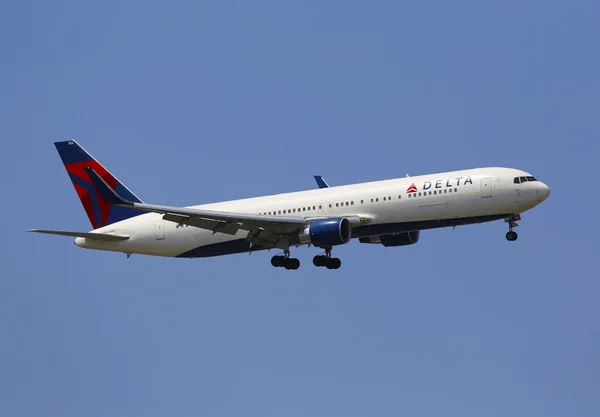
[28,140,551,270]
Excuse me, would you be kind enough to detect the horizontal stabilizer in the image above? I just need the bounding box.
[27,229,130,241]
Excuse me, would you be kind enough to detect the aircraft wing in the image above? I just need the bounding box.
[86,168,312,246]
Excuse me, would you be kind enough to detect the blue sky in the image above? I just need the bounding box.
[1,1,599,416]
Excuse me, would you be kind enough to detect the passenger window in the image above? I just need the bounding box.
[444,189,447,193]
[361,199,364,204]
[335,203,339,207]
[303,207,306,211]
[346,202,349,206]
[389,196,391,200]
[454,188,457,192]
[408,194,412,198]
[398,195,401,199]
[449,189,452,193]
[418,192,422,197]
[376,198,379,202]
[434,191,437,195]
[383,197,386,201]
[351,201,354,205]
[429,191,432,195]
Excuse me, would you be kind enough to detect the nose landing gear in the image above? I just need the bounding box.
[271,250,300,270]
[505,215,520,241]
[313,248,342,269]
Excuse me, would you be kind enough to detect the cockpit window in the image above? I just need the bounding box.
[515,176,539,184]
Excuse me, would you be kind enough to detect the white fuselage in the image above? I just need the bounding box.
[76,167,550,258]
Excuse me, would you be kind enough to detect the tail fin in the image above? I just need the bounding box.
[54,140,143,229]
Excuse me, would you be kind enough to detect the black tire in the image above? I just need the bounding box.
[506,231,518,241]
[284,258,300,270]
[271,255,284,267]
[313,255,325,267]
[290,258,300,270]
[512,232,518,241]
[332,258,342,269]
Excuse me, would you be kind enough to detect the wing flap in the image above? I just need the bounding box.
[27,229,130,241]
[162,213,241,235]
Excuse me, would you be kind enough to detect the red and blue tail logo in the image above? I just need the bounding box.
[55,140,143,229]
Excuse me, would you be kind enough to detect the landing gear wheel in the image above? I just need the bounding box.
[271,255,285,267]
[313,255,326,267]
[326,258,341,269]
[285,258,300,270]
[272,250,299,269]
[505,215,520,242]
[313,248,342,269]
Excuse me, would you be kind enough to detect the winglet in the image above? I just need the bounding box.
[85,167,133,206]
[314,175,330,189]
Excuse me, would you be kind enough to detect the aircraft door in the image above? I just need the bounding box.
[155,221,166,240]
[481,177,492,198]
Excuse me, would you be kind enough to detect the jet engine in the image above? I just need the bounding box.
[359,231,420,247]
[298,218,351,247]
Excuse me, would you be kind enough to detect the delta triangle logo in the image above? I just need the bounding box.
[406,183,417,193]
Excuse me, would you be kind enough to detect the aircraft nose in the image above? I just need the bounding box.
[537,182,551,202]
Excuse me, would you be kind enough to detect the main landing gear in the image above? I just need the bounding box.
[313,248,341,270]
[271,250,300,270]
[505,214,520,241]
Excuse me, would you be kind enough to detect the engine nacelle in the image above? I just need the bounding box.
[299,218,351,247]
[359,231,420,247]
